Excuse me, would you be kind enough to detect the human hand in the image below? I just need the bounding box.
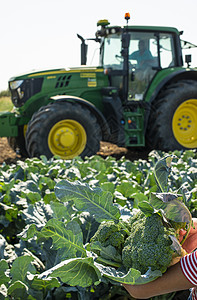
[179,218,197,253]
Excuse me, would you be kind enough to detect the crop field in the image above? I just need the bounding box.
[0,96,13,112]
[0,93,196,300]
[0,148,196,299]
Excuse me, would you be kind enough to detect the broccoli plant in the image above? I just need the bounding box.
[25,155,192,289]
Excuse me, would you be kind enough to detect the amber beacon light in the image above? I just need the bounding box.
[125,12,130,21]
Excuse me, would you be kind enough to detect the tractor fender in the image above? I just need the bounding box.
[50,95,110,141]
[144,69,197,130]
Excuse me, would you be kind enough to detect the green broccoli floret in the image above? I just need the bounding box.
[122,212,175,274]
[91,220,127,251]
[108,231,125,249]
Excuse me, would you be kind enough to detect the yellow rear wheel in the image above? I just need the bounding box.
[48,119,87,159]
[172,99,197,148]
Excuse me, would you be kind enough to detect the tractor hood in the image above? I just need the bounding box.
[8,66,105,108]
[8,66,103,82]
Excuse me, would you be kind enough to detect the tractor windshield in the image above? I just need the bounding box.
[102,30,176,100]
[102,33,122,68]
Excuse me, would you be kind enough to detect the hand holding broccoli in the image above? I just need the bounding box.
[179,218,197,253]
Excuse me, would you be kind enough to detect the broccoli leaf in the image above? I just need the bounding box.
[37,219,87,259]
[55,180,120,222]
[90,241,122,263]
[38,256,162,287]
[7,281,31,299]
[94,262,162,285]
[38,257,102,288]
[0,260,9,285]
[27,273,60,292]
[150,193,192,226]
[10,256,36,284]
[153,155,174,192]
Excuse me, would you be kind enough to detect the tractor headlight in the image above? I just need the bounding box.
[9,80,24,90]
[9,77,43,107]
[9,80,25,107]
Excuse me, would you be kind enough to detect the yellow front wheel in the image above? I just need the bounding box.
[172,99,197,148]
[48,119,87,159]
[25,102,102,160]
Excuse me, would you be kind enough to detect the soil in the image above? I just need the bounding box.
[0,138,21,165]
[0,138,149,165]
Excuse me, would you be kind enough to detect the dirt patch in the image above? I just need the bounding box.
[98,141,149,161]
[0,138,21,165]
[0,138,149,165]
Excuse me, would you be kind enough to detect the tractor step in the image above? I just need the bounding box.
[123,106,145,147]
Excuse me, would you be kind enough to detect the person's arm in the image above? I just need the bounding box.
[129,51,137,60]
[123,259,195,299]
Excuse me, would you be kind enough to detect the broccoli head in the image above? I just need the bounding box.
[90,210,184,275]
[122,212,175,274]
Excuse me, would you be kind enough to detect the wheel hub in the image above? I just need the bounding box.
[172,99,197,148]
[58,128,75,148]
[48,119,87,159]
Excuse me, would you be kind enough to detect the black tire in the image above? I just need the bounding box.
[146,80,197,151]
[25,102,102,159]
[7,126,29,157]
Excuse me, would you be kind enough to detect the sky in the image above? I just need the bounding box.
[1,0,197,91]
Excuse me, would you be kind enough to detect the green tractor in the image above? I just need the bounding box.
[2,13,197,160]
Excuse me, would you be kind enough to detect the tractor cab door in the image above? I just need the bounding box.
[128,31,177,100]
[128,32,158,100]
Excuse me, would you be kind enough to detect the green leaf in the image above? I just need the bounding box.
[132,192,148,208]
[38,257,101,288]
[90,241,122,263]
[55,180,120,222]
[77,212,99,244]
[18,224,38,241]
[138,201,154,216]
[95,263,162,285]
[7,281,35,300]
[116,181,142,198]
[0,260,9,285]
[24,192,42,204]
[153,155,174,192]
[37,219,87,258]
[27,274,60,291]
[43,191,56,204]
[150,193,192,225]
[10,256,36,284]
[21,201,53,226]
[100,182,115,194]
[50,201,74,221]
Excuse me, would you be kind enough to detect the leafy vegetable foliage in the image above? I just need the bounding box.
[0,150,196,299]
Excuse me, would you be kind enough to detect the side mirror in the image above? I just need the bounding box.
[185,54,191,67]
[77,34,88,65]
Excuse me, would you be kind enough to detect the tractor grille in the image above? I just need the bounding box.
[10,78,43,107]
[55,75,72,88]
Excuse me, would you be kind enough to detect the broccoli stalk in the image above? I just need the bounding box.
[96,256,122,268]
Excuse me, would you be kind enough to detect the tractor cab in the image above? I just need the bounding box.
[97,17,182,102]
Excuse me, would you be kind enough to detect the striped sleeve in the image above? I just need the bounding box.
[180,251,197,286]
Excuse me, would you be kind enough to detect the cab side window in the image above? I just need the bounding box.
[159,34,176,68]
